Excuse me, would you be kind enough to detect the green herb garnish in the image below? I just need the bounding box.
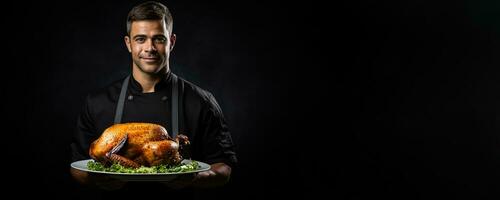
[87,160,199,173]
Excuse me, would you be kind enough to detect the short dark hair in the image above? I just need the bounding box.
[126,1,173,35]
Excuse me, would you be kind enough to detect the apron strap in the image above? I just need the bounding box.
[171,73,178,138]
[114,75,130,124]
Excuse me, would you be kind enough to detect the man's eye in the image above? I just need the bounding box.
[154,38,166,43]
[135,38,145,43]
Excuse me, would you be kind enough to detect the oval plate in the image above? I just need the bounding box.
[70,159,210,182]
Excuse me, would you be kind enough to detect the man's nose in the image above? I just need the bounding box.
[144,39,157,52]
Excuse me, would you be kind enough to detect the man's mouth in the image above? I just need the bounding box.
[140,56,159,62]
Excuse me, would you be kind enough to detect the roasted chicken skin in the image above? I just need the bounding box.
[89,123,190,168]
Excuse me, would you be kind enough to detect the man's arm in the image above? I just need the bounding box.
[186,92,236,188]
[70,95,126,190]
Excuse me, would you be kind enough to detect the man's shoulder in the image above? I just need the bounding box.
[178,76,225,117]
[179,77,215,104]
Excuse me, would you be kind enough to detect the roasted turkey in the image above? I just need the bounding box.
[89,123,190,168]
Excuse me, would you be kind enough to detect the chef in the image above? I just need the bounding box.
[69,1,237,193]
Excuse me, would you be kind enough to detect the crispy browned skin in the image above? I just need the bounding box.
[89,123,187,168]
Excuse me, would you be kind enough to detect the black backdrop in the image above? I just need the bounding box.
[3,0,500,199]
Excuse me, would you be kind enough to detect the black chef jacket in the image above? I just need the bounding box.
[70,72,237,167]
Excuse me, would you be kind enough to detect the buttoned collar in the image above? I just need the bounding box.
[129,71,172,95]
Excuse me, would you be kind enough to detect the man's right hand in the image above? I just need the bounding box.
[70,167,126,191]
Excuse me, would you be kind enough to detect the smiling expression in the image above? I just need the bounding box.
[125,19,175,75]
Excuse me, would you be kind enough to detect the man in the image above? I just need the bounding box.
[70,1,237,191]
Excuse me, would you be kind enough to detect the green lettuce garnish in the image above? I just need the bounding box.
[87,160,199,173]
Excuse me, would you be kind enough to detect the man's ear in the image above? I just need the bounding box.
[170,34,176,51]
[124,36,132,53]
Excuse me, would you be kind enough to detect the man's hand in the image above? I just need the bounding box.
[70,168,126,191]
[162,162,232,189]
[89,173,127,190]
[161,173,196,189]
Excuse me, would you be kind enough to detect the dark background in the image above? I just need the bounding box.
[2,0,500,199]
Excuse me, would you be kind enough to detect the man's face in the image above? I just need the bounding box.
[125,20,175,75]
